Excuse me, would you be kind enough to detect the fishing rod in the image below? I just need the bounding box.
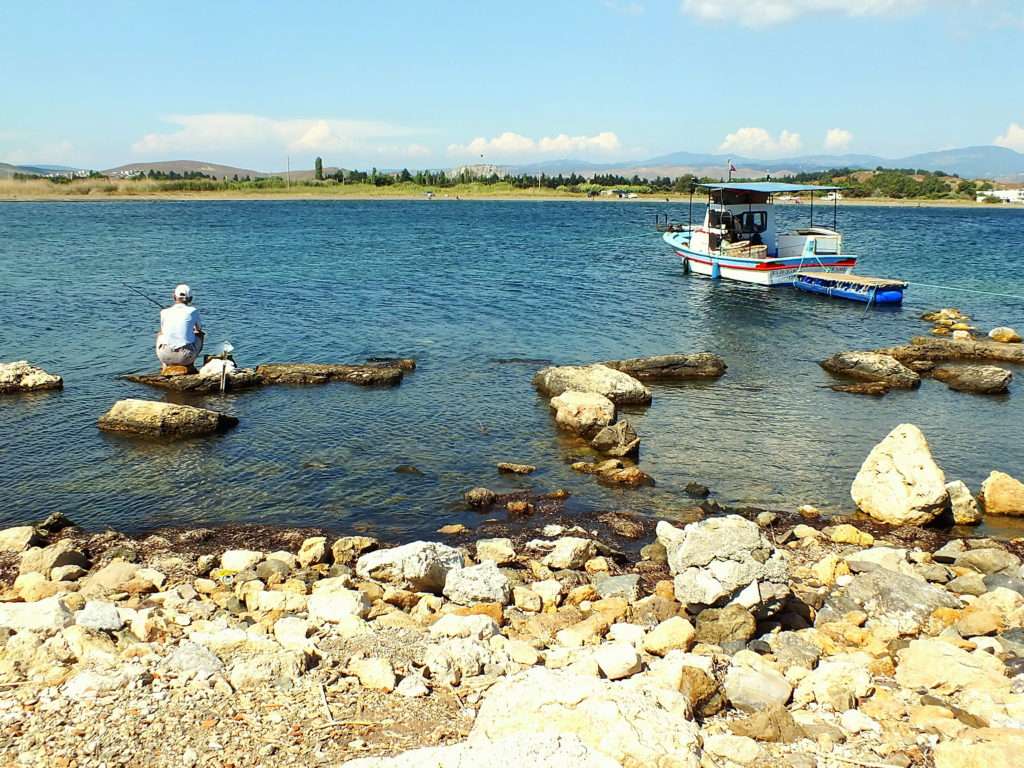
[123,283,164,309]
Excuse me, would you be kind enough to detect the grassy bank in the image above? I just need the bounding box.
[0,177,1016,209]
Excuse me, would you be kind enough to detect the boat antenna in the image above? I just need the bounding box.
[123,283,164,309]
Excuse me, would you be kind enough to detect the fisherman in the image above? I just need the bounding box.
[156,284,204,373]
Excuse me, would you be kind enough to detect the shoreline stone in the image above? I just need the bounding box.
[821,351,921,389]
[602,352,727,380]
[0,360,63,394]
[97,399,239,438]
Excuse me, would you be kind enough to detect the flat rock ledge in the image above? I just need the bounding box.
[0,360,63,394]
[97,399,239,438]
[879,336,1024,365]
[820,351,920,389]
[124,359,411,393]
[602,353,727,381]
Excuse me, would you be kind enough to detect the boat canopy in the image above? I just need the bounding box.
[698,182,841,193]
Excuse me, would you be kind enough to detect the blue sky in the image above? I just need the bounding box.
[2,0,1023,170]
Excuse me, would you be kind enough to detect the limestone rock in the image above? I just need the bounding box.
[593,642,642,680]
[533,363,652,405]
[0,360,63,394]
[0,596,73,631]
[933,364,1012,394]
[724,653,793,712]
[75,601,124,631]
[603,352,727,380]
[297,536,327,567]
[307,588,371,623]
[542,537,597,570]
[820,351,920,388]
[643,616,696,656]
[588,420,640,457]
[475,538,516,565]
[341,733,620,768]
[464,487,497,508]
[817,570,960,635]
[730,703,806,743]
[331,536,379,564]
[794,653,873,711]
[933,728,1024,768]
[850,423,948,526]
[694,605,757,645]
[429,614,499,641]
[0,525,42,553]
[443,562,510,605]
[980,470,1024,516]
[350,657,397,692]
[497,462,536,474]
[896,638,1009,695]
[703,734,762,766]
[356,541,464,592]
[946,480,982,525]
[988,326,1022,343]
[221,549,263,572]
[19,540,88,578]
[471,668,701,768]
[97,398,238,438]
[549,391,616,437]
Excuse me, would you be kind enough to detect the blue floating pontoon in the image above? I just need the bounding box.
[794,270,907,305]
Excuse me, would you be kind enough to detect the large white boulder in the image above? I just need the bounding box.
[97,398,238,438]
[442,561,510,605]
[0,596,73,631]
[851,424,948,526]
[356,541,464,593]
[534,364,651,405]
[471,668,701,767]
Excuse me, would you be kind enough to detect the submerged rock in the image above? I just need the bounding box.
[602,352,727,380]
[533,363,652,405]
[932,364,1012,394]
[820,351,920,388]
[880,336,1024,365]
[850,423,948,526]
[124,359,407,392]
[496,462,536,475]
[830,381,891,396]
[0,360,63,394]
[97,399,238,438]
[980,470,1024,516]
[588,420,640,457]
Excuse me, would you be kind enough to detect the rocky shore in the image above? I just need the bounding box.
[3,430,1024,768]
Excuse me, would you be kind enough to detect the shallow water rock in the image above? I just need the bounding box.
[989,326,1022,343]
[980,470,1024,516]
[881,335,1024,365]
[471,667,701,768]
[496,462,536,475]
[549,391,616,437]
[830,381,891,396]
[602,352,727,380]
[820,351,920,388]
[97,398,238,438]
[534,363,652,405]
[0,360,63,394]
[588,420,640,457]
[850,423,948,526]
[933,364,1012,394]
[443,561,510,605]
[255,362,404,387]
[356,541,464,592]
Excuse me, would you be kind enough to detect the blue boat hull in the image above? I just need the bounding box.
[794,279,904,305]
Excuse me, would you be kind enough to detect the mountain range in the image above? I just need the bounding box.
[3,144,1023,183]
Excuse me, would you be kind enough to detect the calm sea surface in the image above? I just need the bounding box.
[2,200,1023,539]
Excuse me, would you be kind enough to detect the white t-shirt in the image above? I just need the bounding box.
[158,304,202,348]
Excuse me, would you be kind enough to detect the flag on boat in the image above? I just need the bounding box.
[728,161,737,173]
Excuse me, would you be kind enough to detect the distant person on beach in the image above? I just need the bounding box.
[156,284,204,371]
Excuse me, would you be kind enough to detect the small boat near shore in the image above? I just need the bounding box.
[661,182,857,286]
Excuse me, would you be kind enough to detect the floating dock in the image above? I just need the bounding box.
[794,271,907,305]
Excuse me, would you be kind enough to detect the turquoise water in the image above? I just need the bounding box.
[1,200,1023,538]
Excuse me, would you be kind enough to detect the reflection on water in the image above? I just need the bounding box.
[1,200,1023,538]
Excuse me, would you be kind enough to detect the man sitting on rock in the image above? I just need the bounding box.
[156,284,204,374]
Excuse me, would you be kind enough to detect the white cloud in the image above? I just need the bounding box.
[994,122,1024,153]
[447,131,622,158]
[718,127,802,157]
[682,0,932,27]
[824,128,854,152]
[131,113,415,157]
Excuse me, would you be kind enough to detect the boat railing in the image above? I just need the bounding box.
[654,214,696,233]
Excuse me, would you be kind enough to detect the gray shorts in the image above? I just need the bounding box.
[156,337,204,367]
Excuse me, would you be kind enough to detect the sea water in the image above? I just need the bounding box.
[1,200,1022,538]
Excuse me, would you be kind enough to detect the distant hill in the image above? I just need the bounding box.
[103,160,266,179]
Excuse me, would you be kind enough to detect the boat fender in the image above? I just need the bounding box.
[711,259,721,279]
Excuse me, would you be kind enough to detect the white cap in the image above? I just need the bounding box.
[173,284,192,301]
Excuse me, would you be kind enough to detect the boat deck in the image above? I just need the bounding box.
[796,271,907,289]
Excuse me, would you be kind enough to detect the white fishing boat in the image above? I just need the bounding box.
[661,182,857,286]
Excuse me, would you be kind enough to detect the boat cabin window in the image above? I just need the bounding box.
[736,211,767,235]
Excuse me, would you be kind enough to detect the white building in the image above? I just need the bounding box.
[977,188,1024,203]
